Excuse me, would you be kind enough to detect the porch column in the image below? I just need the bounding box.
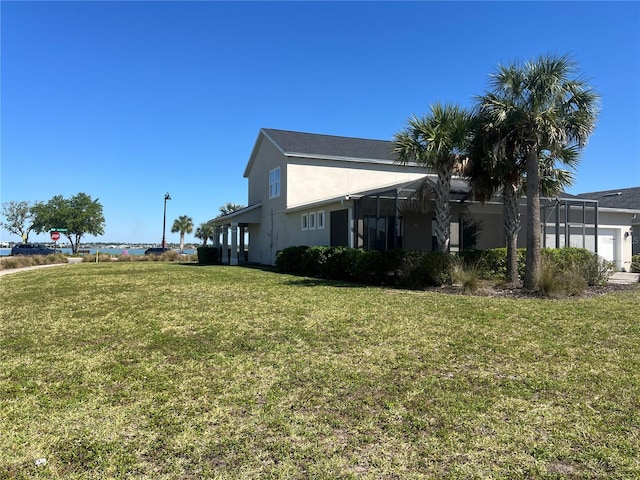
[239,224,246,262]
[221,225,229,264]
[214,226,221,248]
[230,222,239,266]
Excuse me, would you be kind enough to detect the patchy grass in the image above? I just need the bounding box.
[1,263,639,478]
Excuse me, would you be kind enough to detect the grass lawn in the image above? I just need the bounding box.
[1,262,639,479]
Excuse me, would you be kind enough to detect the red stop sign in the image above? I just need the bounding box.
[50,231,61,241]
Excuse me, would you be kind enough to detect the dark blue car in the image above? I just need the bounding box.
[11,243,59,256]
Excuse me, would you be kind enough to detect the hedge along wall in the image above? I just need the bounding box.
[275,246,613,288]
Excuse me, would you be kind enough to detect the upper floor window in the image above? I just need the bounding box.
[269,167,281,199]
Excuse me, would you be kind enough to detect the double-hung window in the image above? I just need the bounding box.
[269,167,281,199]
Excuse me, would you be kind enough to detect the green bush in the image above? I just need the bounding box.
[475,247,527,279]
[197,246,220,265]
[542,247,613,286]
[537,258,588,298]
[276,246,310,274]
[631,254,640,274]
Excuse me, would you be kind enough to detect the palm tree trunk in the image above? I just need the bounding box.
[524,148,541,289]
[435,163,452,253]
[179,233,185,253]
[503,182,521,286]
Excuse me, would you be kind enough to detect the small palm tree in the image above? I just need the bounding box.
[195,221,215,246]
[217,203,245,217]
[466,112,524,285]
[481,55,599,288]
[171,215,194,253]
[393,103,473,253]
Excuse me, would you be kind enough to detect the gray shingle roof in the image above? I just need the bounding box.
[574,187,640,210]
[262,128,395,162]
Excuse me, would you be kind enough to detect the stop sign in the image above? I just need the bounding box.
[50,231,61,241]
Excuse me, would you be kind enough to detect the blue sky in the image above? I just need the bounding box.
[1,1,639,244]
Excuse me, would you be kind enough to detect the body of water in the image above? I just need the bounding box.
[0,248,197,256]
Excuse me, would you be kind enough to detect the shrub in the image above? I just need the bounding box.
[450,256,481,294]
[394,251,428,289]
[0,253,68,270]
[276,246,310,274]
[420,251,454,286]
[197,246,220,265]
[542,247,613,286]
[631,254,640,274]
[537,258,588,298]
[476,247,527,280]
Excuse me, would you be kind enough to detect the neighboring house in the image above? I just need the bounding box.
[213,128,639,270]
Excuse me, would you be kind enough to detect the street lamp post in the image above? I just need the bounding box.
[162,192,171,248]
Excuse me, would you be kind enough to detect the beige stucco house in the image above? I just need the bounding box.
[213,128,639,271]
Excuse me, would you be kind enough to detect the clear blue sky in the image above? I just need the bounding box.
[2,1,639,244]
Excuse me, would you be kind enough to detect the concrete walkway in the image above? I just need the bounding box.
[608,272,640,285]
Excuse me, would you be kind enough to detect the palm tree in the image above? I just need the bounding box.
[467,116,578,286]
[393,103,473,253]
[480,55,599,288]
[171,215,194,253]
[466,112,525,285]
[195,220,215,246]
[217,203,245,217]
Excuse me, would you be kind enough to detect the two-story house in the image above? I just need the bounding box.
[213,128,639,271]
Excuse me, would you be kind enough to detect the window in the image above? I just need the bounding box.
[301,213,308,230]
[309,212,316,230]
[269,167,281,199]
[317,210,325,229]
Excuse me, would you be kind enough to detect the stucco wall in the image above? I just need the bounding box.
[286,160,428,208]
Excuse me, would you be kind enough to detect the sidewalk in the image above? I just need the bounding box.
[608,272,640,285]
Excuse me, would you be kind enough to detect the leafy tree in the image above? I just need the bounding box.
[480,55,599,288]
[195,220,216,246]
[171,215,194,253]
[31,193,105,253]
[393,103,473,253]
[1,200,35,243]
[217,203,245,217]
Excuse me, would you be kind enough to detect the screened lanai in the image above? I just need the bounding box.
[352,177,474,251]
[351,177,600,255]
[541,196,599,252]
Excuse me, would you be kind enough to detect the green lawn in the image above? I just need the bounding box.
[1,262,639,479]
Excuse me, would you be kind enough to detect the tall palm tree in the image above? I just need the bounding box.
[171,215,194,253]
[481,55,599,288]
[393,103,473,253]
[467,120,579,285]
[195,220,215,246]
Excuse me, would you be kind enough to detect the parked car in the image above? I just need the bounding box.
[11,243,59,256]
[144,247,171,255]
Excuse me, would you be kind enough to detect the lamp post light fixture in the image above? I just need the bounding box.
[162,192,171,248]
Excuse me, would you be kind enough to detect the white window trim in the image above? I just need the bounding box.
[301,213,308,231]
[309,212,316,230]
[269,166,281,199]
[317,210,325,229]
